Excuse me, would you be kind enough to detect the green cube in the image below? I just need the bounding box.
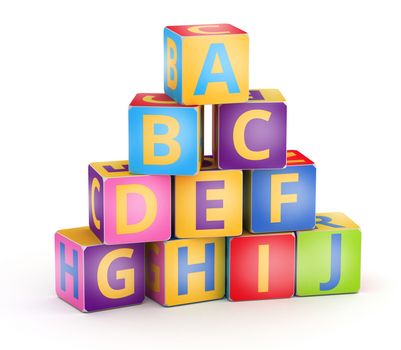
[296,212,361,296]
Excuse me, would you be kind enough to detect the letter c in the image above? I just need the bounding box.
[188,25,230,34]
[91,177,101,230]
[233,109,271,161]
[142,95,175,104]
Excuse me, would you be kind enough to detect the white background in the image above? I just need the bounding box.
[1,0,400,349]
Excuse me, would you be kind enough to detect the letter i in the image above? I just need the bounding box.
[258,244,269,293]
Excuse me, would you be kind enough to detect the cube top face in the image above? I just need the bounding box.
[129,93,198,108]
[286,150,314,167]
[248,89,286,103]
[164,237,226,306]
[55,228,145,312]
[296,215,361,296]
[175,169,243,238]
[227,232,295,301]
[164,25,249,105]
[245,152,316,233]
[166,24,247,37]
[214,91,287,170]
[57,227,102,247]
[129,102,202,175]
[90,160,131,179]
[315,212,359,231]
[89,164,171,244]
[241,229,293,237]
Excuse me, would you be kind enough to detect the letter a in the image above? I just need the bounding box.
[194,43,240,95]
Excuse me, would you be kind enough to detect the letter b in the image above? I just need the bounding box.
[143,115,181,165]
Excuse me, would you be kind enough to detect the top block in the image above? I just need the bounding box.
[164,24,249,105]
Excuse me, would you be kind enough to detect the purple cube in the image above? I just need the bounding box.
[55,227,144,312]
[213,89,287,170]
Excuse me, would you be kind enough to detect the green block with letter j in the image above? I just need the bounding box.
[296,212,361,296]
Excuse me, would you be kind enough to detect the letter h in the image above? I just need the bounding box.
[60,242,79,299]
[178,243,215,295]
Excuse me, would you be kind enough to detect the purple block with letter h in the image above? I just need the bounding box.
[55,227,144,312]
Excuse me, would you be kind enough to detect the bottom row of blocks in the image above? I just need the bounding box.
[55,212,361,312]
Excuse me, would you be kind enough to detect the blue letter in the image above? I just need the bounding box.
[194,43,240,95]
[178,243,215,295]
[316,215,344,228]
[60,242,79,299]
[320,234,342,291]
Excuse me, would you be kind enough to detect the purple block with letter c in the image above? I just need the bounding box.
[213,89,287,170]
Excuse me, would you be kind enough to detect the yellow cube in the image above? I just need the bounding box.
[164,24,249,105]
[174,156,243,238]
[145,237,225,306]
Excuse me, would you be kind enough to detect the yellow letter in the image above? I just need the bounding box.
[142,95,175,104]
[188,25,230,34]
[91,177,101,230]
[233,109,271,160]
[167,38,177,90]
[258,244,269,293]
[146,243,160,292]
[116,184,157,234]
[97,248,135,299]
[287,151,306,165]
[143,115,181,165]
[271,173,299,223]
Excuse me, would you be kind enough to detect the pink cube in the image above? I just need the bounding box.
[89,160,171,244]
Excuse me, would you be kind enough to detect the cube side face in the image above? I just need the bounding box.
[164,28,183,104]
[84,243,145,311]
[55,232,85,311]
[181,33,249,105]
[145,242,166,306]
[103,175,171,244]
[128,105,201,175]
[216,101,287,170]
[227,233,295,301]
[249,164,316,233]
[88,165,104,242]
[243,171,252,230]
[164,237,226,306]
[296,228,361,296]
[175,170,243,238]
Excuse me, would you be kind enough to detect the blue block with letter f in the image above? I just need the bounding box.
[244,150,316,233]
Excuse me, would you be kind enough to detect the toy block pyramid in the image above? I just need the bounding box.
[55,24,361,312]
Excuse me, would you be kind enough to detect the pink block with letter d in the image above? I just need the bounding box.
[89,160,171,245]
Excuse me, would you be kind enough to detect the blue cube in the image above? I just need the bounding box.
[244,150,316,233]
[128,93,203,175]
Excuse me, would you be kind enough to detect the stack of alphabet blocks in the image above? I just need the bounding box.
[55,24,361,312]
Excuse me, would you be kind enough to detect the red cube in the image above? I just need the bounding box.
[227,232,295,301]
